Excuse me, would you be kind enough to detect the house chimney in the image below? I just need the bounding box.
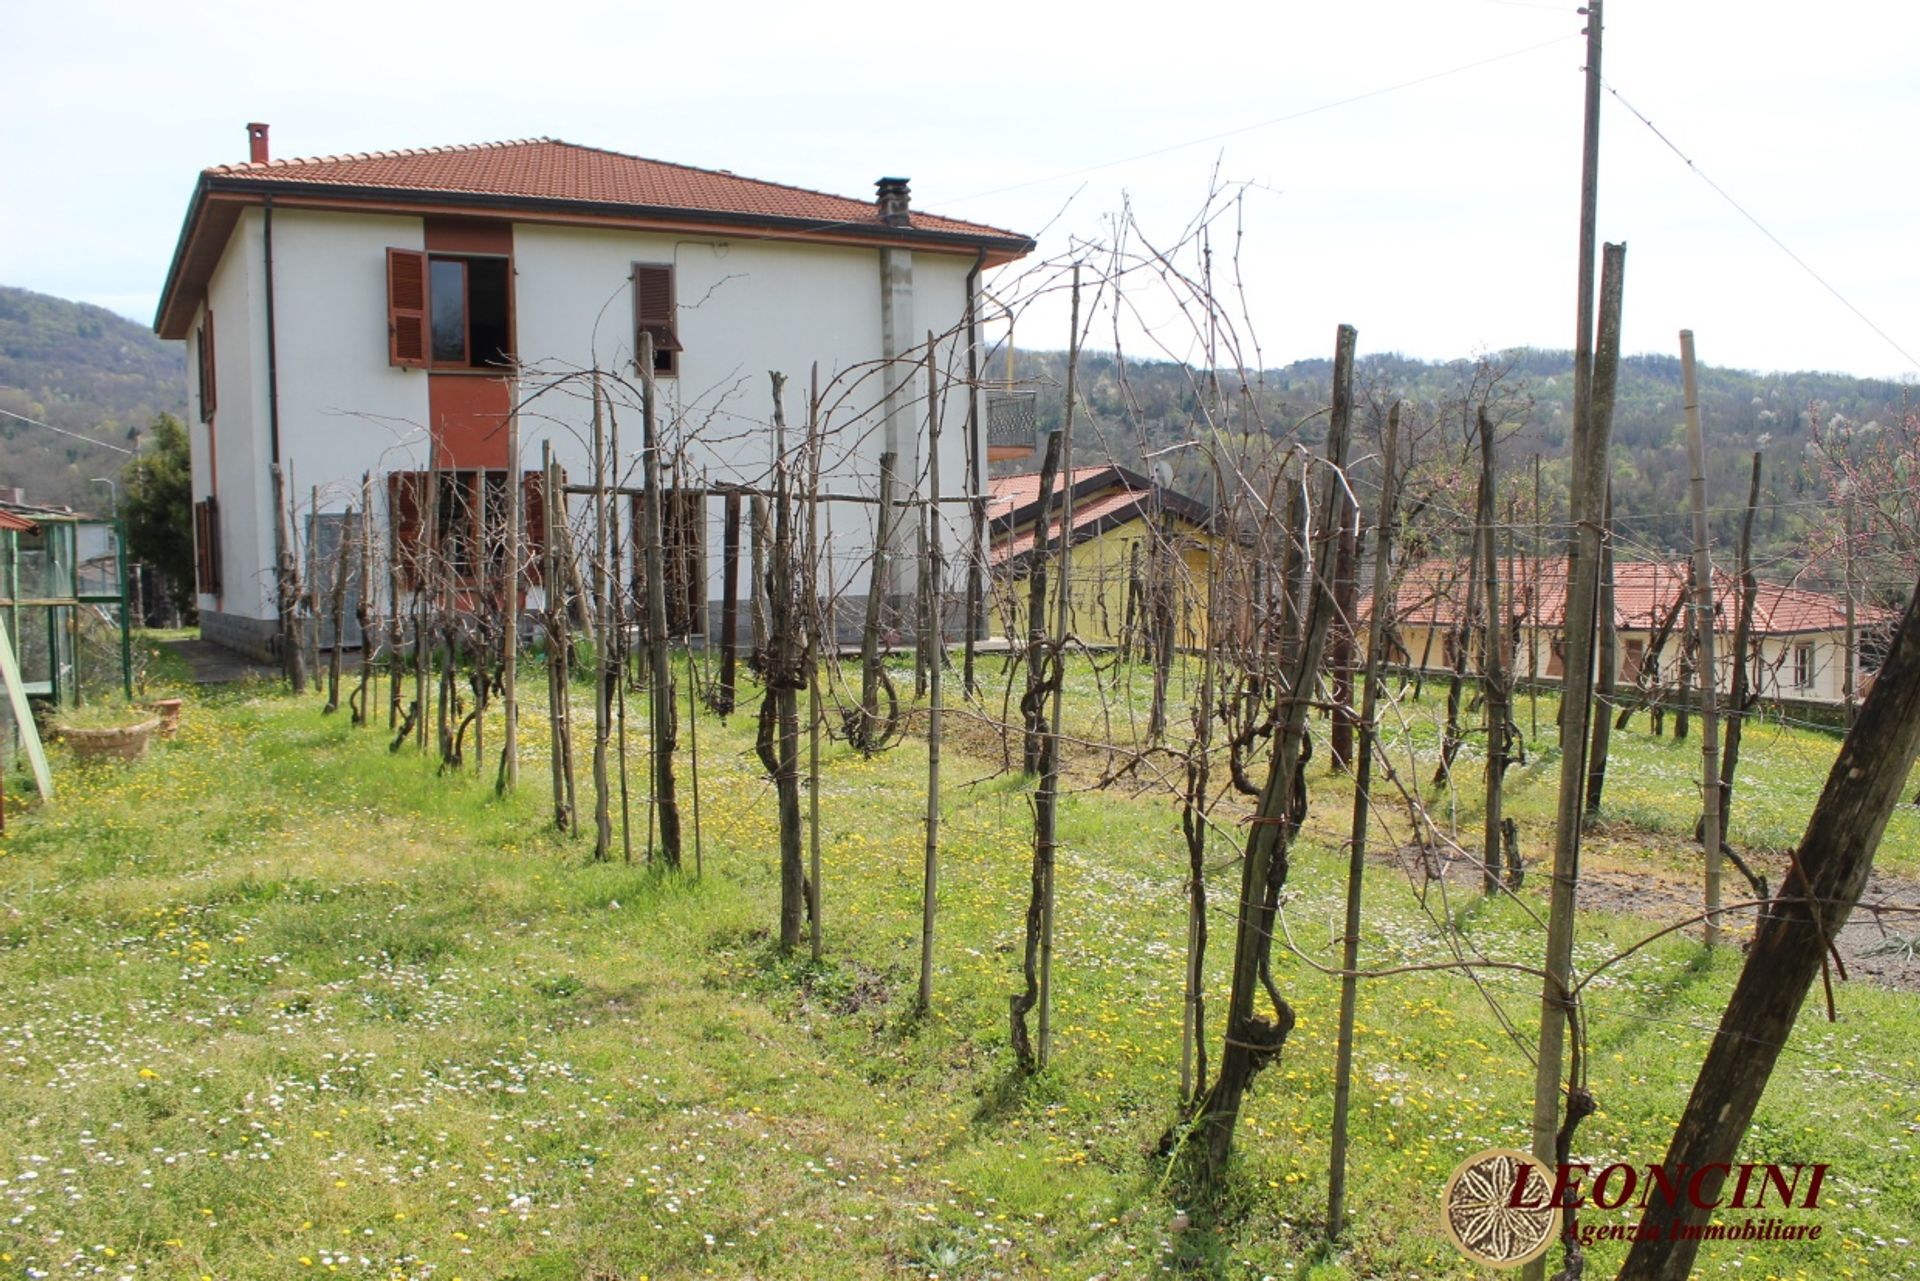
[875,176,911,227]
[246,122,270,165]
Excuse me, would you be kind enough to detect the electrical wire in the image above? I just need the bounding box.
[0,405,136,456]
[1601,76,1920,376]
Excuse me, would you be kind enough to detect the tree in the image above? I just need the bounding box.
[122,413,195,617]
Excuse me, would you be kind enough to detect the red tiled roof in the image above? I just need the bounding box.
[992,489,1148,566]
[987,466,1112,518]
[988,465,1212,567]
[1371,557,1891,637]
[158,137,1034,338]
[0,510,38,533]
[205,138,1026,242]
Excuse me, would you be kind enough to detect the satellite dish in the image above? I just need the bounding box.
[1152,460,1174,492]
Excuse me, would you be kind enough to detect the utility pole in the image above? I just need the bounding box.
[1524,5,1607,1268]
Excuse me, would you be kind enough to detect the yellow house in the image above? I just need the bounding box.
[987,465,1215,650]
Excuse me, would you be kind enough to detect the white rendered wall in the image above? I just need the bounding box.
[197,210,269,621]
[273,211,431,506]
[509,224,981,611]
[271,209,430,609]
[195,211,987,626]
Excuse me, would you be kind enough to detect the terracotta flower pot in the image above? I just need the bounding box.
[147,698,184,738]
[57,718,163,763]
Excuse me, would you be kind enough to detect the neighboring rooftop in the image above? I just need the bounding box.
[157,129,1035,338]
[1373,556,1893,637]
[988,464,1212,569]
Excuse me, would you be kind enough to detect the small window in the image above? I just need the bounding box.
[387,249,512,370]
[1794,642,1815,689]
[196,311,217,421]
[1547,633,1566,678]
[1623,637,1646,684]
[631,263,682,376]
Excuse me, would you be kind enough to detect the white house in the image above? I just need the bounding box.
[155,124,1034,658]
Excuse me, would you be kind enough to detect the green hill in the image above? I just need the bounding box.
[999,346,1913,592]
[0,285,184,508]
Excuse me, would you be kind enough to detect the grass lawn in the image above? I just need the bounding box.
[1,645,1916,1279]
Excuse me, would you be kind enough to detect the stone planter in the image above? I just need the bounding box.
[147,698,184,738]
[57,718,163,763]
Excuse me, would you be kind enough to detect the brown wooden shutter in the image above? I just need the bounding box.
[631,265,682,371]
[387,471,425,587]
[387,248,430,369]
[205,496,222,596]
[193,497,223,596]
[194,501,211,593]
[197,311,218,421]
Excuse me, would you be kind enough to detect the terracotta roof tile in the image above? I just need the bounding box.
[986,465,1112,517]
[206,137,1025,241]
[992,489,1148,566]
[1368,556,1891,637]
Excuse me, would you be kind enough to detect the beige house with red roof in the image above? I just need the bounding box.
[155,125,1033,656]
[1371,557,1890,705]
[987,464,1215,649]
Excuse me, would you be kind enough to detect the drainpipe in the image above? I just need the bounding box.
[963,248,986,664]
[876,178,915,601]
[263,195,282,469]
[263,194,288,657]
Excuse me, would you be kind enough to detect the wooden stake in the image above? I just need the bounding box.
[1011,266,1081,1072]
[1193,322,1357,1179]
[640,335,683,868]
[765,372,805,950]
[354,473,373,726]
[717,489,742,715]
[1716,453,1763,840]
[806,364,823,959]
[1681,330,1722,945]
[918,334,946,1013]
[1480,408,1512,893]
[1329,398,1398,1240]
[500,413,520,792]
[1617,581,1920,1279]
[1527,241,1624,1234]
[590,375,613,859]
[1585,484,1616,811]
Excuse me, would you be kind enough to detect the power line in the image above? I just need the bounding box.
[1600,77,1920,376]
[926,33,1581,208]
[0,405,136,455]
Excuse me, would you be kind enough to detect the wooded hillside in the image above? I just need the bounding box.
[0,285,184,507]
[999,345,1913,596]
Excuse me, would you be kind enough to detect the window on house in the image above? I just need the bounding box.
[1794,642,1815,689]
[1547,633,1566,678]
[193,497,221,596]
[631,263,682,376]
[387,249,512,371]
[196,312,217,421]
[1623,637,1646,684]
[630,489,705,635]
[388,468,547,588]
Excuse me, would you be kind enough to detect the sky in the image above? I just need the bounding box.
[3,0,1915,380]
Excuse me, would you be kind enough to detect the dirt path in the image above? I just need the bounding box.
[1376,833,1920,994]
[157,635,278,685]
[1574,841,1920,994]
